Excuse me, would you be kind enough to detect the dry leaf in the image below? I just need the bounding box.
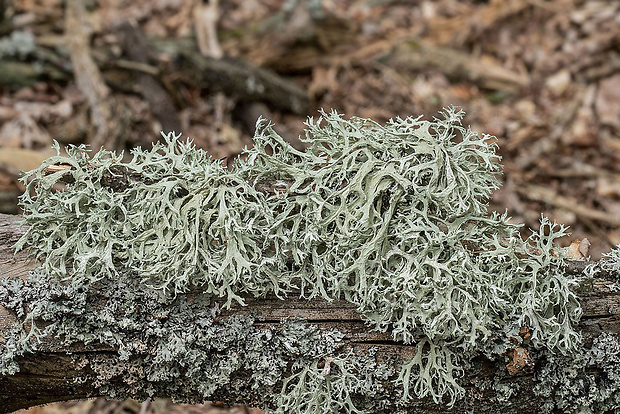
[506,346,533,375]
[566,238,591,260]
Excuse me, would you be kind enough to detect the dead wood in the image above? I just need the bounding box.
[116,21,181,136]
[64,0,122,150]
[0,34,310,118]
[257,30,528,94]
[0,202,618,413]
[157,37,310,116]
[517,183,620,227]
[381,40,529,93]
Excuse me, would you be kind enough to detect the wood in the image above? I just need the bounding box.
[251,22,529,94]
[517,183,620,227]
[116,21,181,136]
[64,0,120,150]
[0,33,310,117]
[381,40,529,93]
[0,210,619,413]
[159,37,310,115]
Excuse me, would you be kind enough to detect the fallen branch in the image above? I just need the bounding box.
[381,40,529,93]
[116,21,181,136]
[517,183,620,227]
[64,0,121,150]
[0,33,310,117]
[0,211,619,413]
[158,37,310,115]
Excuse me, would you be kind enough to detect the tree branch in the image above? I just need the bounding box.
[0,31,310,116]
[0,210,619,413]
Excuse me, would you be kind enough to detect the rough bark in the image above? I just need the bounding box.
[0,210,618,413]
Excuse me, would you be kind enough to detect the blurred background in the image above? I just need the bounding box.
[2,0,619,412]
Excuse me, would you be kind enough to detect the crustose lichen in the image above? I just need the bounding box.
[5,107,583,409]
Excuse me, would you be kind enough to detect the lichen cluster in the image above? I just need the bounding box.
[4,108,585,408]
[1,270,395,412]
[0,31,35,59]
[534,332,620,413]
[601,244,620,276]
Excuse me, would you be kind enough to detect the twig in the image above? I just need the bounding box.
[64,0,118,150]
[516,183,620,227]
[139,398,150,414]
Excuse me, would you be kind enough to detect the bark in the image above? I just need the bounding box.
[153,37,310,115]
[116,21,181,136]
[0,210,619,413]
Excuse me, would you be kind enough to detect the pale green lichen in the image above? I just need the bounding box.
[0,31,36,58]
[395,338,463,405]
[1,270,388,411]
[601,244,620,276]
[3,108,585,409]
[275,349,393,414]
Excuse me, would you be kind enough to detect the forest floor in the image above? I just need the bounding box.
[2,0,620,413]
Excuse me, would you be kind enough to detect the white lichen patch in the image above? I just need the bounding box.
[2,108,588,410]
[601,244,620,276]
[534,333,620,413]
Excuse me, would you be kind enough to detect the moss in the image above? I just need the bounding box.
[2,108,586,410]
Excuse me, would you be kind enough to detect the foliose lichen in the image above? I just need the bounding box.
[2,107,585,409]
[1,270,394,411]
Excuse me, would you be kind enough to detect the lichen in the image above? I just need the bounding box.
[0,31,36,59]
[1,270,392,411]
[601,244,620,277]
[275,349,394,414]
[533,333,620,413]
[2,107,585,409]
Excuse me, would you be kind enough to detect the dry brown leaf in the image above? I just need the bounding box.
[506,346,533,375]
[0,114,52,149]
[596,74,620,129]
[545,69,571,96]
[0,147,56,174]
[566,238,591,260]
[0,106,18,121]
